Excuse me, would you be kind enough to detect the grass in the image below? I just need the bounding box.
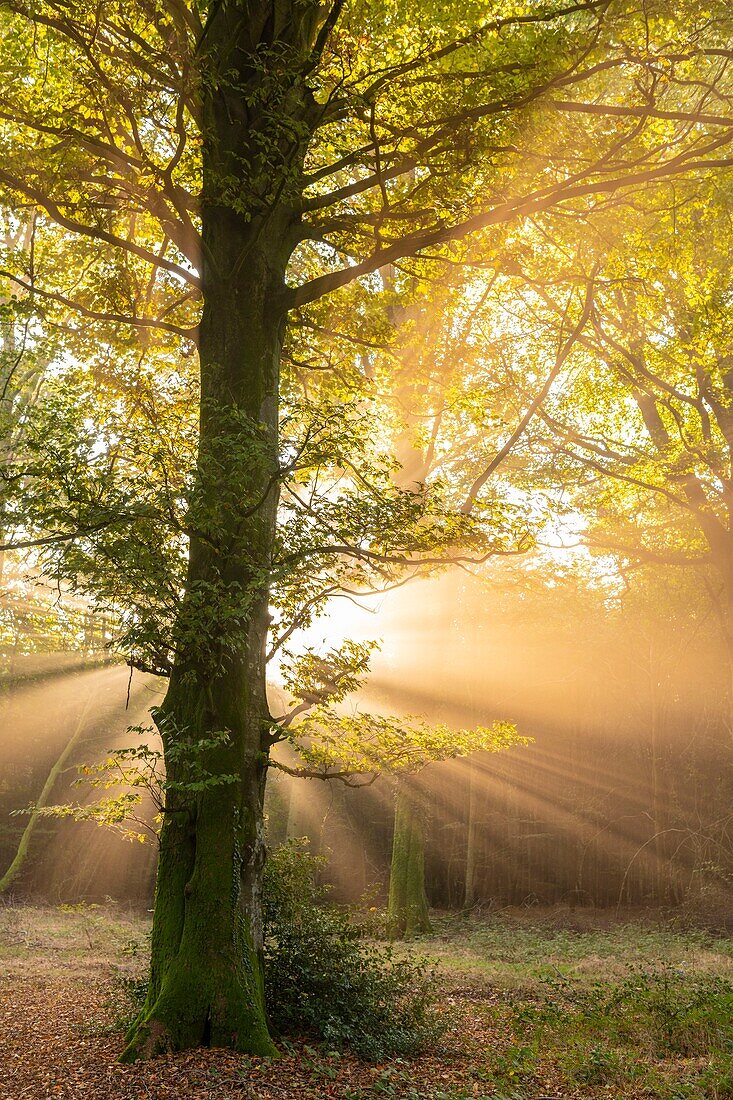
[386,907,733,1098]
[0,899,147,964]
[3,900,733,1097]
[405,907,733,989]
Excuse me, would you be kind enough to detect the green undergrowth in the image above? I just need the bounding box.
[7,896,733,1094]
[371,909,733,1097]
[547,968,733,1098]
[454,967,733,1098]
[392,908,733,989]
[526,967,733,1060]
[263,841,443,1060]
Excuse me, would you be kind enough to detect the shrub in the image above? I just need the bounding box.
[263,840,443,1060]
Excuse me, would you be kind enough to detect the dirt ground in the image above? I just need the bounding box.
[0,952,516,1099]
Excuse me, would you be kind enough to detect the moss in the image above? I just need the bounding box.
[121,949,277,1061]
[122,720,278,1061]
[387,787,432,939]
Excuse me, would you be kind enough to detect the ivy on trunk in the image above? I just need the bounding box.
[122,1,321,1060]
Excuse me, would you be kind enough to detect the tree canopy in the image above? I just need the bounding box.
[3,0,733,1062]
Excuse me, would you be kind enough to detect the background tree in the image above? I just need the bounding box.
[479,177,733,729]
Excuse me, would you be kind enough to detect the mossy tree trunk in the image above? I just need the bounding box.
[122,2,321,1062]
[387,786,431,939]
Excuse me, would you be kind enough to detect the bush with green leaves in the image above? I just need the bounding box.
[603,970,733,1057]
[262,840,443,1060]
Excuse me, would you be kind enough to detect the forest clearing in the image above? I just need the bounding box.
[3,904,733,1100]
[4,0,733,1095]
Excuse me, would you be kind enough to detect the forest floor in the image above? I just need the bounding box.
[2,903,733,1100]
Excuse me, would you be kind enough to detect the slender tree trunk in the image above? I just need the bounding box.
[387,786,431,938]
[0,687,94,894]
[464,757,477,909]
[463,610,479,910]
[264,772,291,849]
[646,638,674,904]
[720,585,733,747]
[122,2,317,1061]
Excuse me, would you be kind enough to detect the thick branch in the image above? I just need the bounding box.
[289,142,733,308]
[268,758,378,788]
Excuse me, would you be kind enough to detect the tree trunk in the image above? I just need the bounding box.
[264,772,291,849]
[0,686,94,894]
[122,2,316,1061]
[121,255,284,1059]
[464,756,477,909]
[387,786,431,938]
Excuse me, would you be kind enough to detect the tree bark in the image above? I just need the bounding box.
[387,786,431,939]
[122,1,317,1061]
[121,256,284,1058]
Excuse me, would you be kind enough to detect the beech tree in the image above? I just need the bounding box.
[386,785,432,937]
[3,0,733,1061]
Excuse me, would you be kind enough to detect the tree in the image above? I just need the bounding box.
[486,176,733,732]
[387,784,432,937]
[3,0,733,1060]
[0,684,95,894]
